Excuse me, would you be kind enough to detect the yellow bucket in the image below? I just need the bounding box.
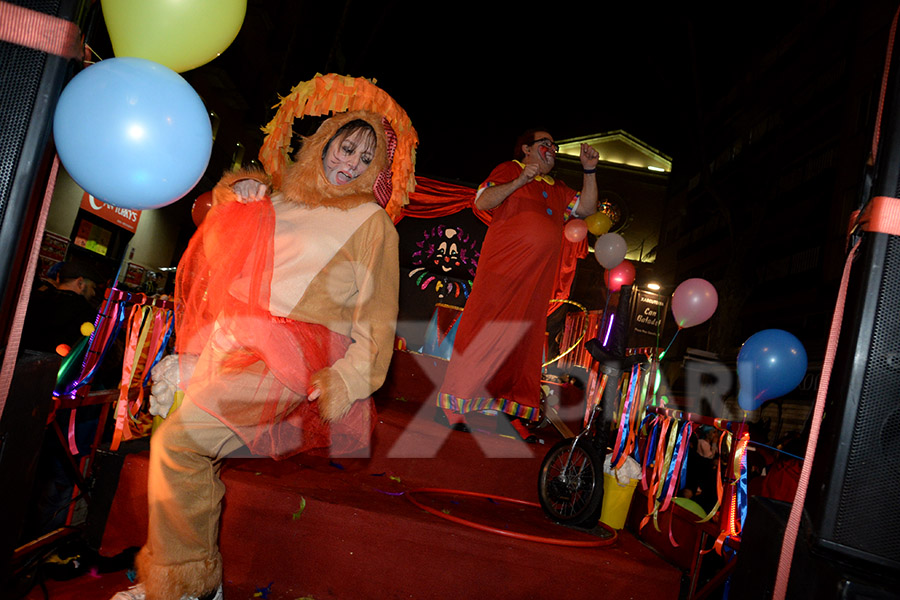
[600,473,638,529]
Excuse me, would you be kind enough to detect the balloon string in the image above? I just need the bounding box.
[97,251,130,321]
[661,327,681,359]
[112,248,129,287]
[84,43,104,63]
[748,440,804,461]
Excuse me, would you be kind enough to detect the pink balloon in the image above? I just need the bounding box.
[594,233,627,269]
[604,260,635,292]
[564,219,588,242]
[671,278,718,328]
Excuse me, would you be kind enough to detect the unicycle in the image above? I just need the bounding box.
[538,430,606,527]
[538,344,649,528]
[538,394,606,529]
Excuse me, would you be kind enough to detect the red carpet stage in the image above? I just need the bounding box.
[24,351,683,600]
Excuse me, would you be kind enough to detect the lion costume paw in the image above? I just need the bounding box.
[309,367,352,423]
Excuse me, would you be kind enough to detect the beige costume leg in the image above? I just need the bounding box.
[136,395,244,600]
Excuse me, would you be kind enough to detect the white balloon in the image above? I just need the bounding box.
[594,233,627,269]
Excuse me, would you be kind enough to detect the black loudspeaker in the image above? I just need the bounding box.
[803,230,900,574]
[610,284,634,357]
[82,448,127,550]
[801,26,900,578]
[0,350,59,589]
[731,497,899,600]
[0,0,86,347]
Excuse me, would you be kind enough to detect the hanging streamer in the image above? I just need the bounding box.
[663,421,693,547]
[713,431,749,555]
[633,403,748,554]
[633,415,693,544]
[639,415,672,531]
[696,427,731,536]
[140,308,175,388]
[640,413,661,491]
[110,303,173,450]
[60,293,128,455]
[608,370,633,466]
[608,359,656,470]
[60,295,125,397]
[582,360,606,428]
[619,367,654,465]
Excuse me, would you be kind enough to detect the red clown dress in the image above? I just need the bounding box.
[437,160,579,420]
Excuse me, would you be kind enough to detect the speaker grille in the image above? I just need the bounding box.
[832,234,900,561]
[0,1,59,224]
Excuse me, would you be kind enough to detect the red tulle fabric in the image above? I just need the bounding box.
[175,200,374,459]
[405,177,487,222]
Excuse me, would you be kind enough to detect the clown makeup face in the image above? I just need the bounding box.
[322,124,377,185]
[522,131,557,174]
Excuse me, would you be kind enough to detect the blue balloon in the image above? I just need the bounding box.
[53,57,212,210]
[737,329,808,411]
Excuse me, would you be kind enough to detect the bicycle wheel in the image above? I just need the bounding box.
[538,438,605,527]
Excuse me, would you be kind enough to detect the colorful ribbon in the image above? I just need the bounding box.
[713,431,749,554]
[59,293,128,455]
[111,303,171,450]
[582,361,606,428]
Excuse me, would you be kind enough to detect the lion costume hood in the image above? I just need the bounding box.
[213,110,389,212]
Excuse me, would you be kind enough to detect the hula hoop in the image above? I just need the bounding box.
[405,487,617,548]
[543,299,589,367]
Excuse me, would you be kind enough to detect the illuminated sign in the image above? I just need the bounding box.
[628,289,669,348]
[80,192,141,233]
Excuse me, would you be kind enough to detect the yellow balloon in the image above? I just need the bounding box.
[80,322,95,337]
[585,211,612,235]
[102,0,247,73]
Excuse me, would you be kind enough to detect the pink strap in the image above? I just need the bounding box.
[67,411,78,455]
[858,196,900,236]
[772,239,859,599]
[0,157,60,420]
[0,1,83,60]
[870,7,900,164]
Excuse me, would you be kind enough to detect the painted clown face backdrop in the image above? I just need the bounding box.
[408,224,479,300]
[395,210,487,351]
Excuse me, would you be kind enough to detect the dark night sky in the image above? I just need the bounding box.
[200,1,794,185]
